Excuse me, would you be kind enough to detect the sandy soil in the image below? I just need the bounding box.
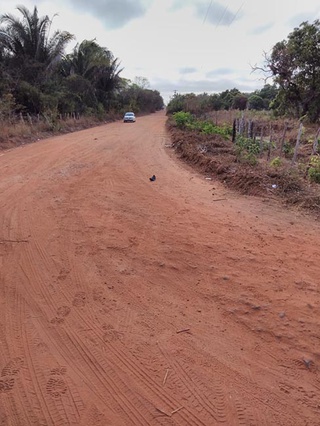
[0,111,320,425]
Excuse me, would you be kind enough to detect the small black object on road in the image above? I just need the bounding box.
[149,175,156,181]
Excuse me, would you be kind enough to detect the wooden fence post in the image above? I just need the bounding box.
[239,113,245,135]
[311,127,320,155]
[232,119,236,142]
[279,122,288,156]
[259,127,264,155]
[267,127,273,161]
[247,119,252,138]
[291,122,303,165]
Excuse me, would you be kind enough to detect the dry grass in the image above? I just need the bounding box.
[167,112,320,215]
[0,113,121,150]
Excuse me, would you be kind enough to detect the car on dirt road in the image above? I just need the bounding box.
[123,112,136,123]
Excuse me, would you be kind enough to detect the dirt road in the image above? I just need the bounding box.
[0,111,320,425]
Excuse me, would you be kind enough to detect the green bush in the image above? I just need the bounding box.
[235,136,260,155]
[200,122,232,138]
[308,156,320,183]
[172,112,232,138]
[173,111,194,128]
[270,156,282,167]
[283,141,293,157]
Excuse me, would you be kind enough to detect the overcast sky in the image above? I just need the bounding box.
[1,0,320,102]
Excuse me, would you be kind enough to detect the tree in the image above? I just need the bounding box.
[258,84,278,102]
[0,6,74,79]
[220,88,241,110]
[262,20,320,122]
[134,76,150,89]
[248,94,265,110]
[209,94,223,111]
[232,93,248,110]
[61,39,123,109]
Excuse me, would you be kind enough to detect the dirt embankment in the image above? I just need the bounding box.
[0,111,320,425]
[167,120,320,215]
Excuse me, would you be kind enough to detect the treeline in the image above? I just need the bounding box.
[0,6,164,121]
[166,85,278,115]
[168,19,320,124]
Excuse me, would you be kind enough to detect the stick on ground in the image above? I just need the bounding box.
[163,368,169,385]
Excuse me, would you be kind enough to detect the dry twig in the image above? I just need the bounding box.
[176,328,191,334]
[0,239,29,243]
[171,406,184,415]
[155,407,171,417]
[163,368,169,385]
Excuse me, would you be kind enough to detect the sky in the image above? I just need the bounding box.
[0,0,320,103]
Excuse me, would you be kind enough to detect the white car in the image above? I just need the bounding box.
[123,112,136,123]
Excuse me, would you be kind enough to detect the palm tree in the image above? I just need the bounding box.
[62,40,122,80]
[0,5,74,70]
[61,40,123,108]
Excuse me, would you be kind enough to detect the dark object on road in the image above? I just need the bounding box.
[149,175,156,181]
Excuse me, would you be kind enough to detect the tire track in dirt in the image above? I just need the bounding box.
[62,328,153,425]
[3,286,49,425]
[20,293,151,425]
[158,344,226,424]
[27,321,86,424]
[95,338,208,426]
[23,314,85,425]
[2,197,85,425]
[156,328,301,425]
[16,233,152,422]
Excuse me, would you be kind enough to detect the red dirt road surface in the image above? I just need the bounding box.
[1,111,320,425]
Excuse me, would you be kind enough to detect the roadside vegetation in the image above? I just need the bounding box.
[0,6,164,148]
[167,108,320,214]
[166,20,320,214]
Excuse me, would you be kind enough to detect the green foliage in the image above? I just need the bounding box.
[0,6,74,75]
[0,92,15,119]
[283,141,294,157]
[220,88,241,110]
[240,152,258,166]
[234,136,260,166]
[167,86,277,116]
[235,136,260,155]
[173,111,194,128]
[308,155,320,183]
[265,20,320,122]
[270,156,282,167]
[0,6,164,119]
[197,121,232,137]
[172,111,232,138]
[248,94,265,111]
[232,94,248,110]
[166,94,185,114]
[258,84,279,102]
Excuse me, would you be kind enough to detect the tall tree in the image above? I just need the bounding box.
[61,39,123,108]
[262,20,320,122]
[0,6,74,74]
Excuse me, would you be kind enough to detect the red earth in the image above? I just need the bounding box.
[0,110,320,425]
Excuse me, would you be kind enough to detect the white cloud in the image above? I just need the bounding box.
[1,0,320,103]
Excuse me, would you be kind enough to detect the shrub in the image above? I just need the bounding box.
[173,111,194,128]
[235,136,260,155]
[308,156,320,183]
[270,156,282,167]
[172,112,232,138]
[283,141,293,157]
